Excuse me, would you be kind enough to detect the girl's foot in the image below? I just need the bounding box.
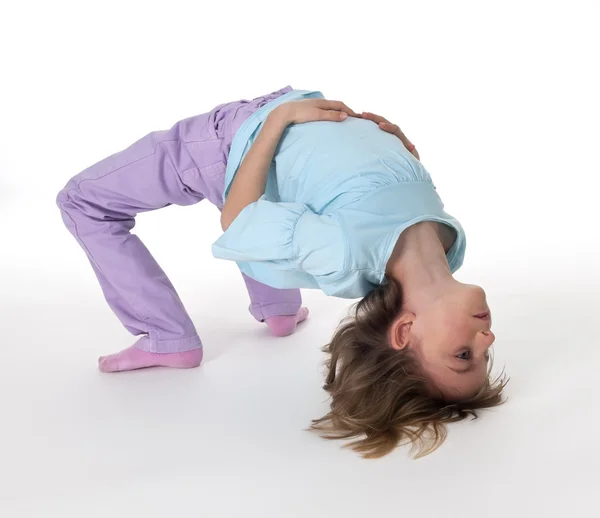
[265,307,309,337]
[97,307,309,372]
[98,346,203,373]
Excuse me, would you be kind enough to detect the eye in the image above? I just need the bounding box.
[456,350,472,361]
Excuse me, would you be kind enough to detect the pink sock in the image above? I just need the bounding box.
[98,346,203,373]
[98,307,309,372]
[265,307,309,337]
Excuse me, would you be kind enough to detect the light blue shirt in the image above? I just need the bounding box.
[211,89,466,299]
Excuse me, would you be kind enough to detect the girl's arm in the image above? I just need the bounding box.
[220,108,289,231]
[360,111,420,160]
[220,98,358,231]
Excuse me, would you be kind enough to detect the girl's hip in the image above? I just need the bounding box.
[181,85,293,144]
[178,85,293,207]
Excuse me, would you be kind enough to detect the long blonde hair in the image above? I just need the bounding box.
[309,274,508,459]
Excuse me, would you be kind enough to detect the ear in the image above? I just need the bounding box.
[389,312,415,351]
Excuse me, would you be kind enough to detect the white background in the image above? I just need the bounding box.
[1,1,599,516]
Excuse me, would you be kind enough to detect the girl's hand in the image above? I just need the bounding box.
[361,111,420,160]
[274,99,360,125]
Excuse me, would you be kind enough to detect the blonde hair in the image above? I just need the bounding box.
[309,274,508,459]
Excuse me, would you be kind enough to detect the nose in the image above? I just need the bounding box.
[480,329,496,348]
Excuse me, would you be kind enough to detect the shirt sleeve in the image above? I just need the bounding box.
[211,199,345,278]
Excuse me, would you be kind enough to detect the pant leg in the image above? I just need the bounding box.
[56,116,221,353]
[241,272,302,322]
[195,85,303,323]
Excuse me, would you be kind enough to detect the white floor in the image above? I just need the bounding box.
[1,195,599,518]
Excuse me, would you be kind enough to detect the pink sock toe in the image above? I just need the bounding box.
[265,307,309,337]
[98,345,203,372]
[296,307,309,323]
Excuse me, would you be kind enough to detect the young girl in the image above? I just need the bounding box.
[56,85,507,458]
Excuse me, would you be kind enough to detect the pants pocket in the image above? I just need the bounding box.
[180,160,227,209]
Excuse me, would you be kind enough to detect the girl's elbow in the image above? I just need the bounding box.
[220,211,231,232]
[220,216,229,232]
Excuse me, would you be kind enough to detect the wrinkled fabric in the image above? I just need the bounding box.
[212,89,466,299]
[57,86,302,353]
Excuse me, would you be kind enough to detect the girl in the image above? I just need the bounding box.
[56,85,507,458]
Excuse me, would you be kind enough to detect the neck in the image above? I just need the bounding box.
[385,222,458,309]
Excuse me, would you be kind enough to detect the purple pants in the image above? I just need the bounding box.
[56,85,301,353]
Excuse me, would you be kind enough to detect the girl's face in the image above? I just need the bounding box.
[410,284,495,401]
